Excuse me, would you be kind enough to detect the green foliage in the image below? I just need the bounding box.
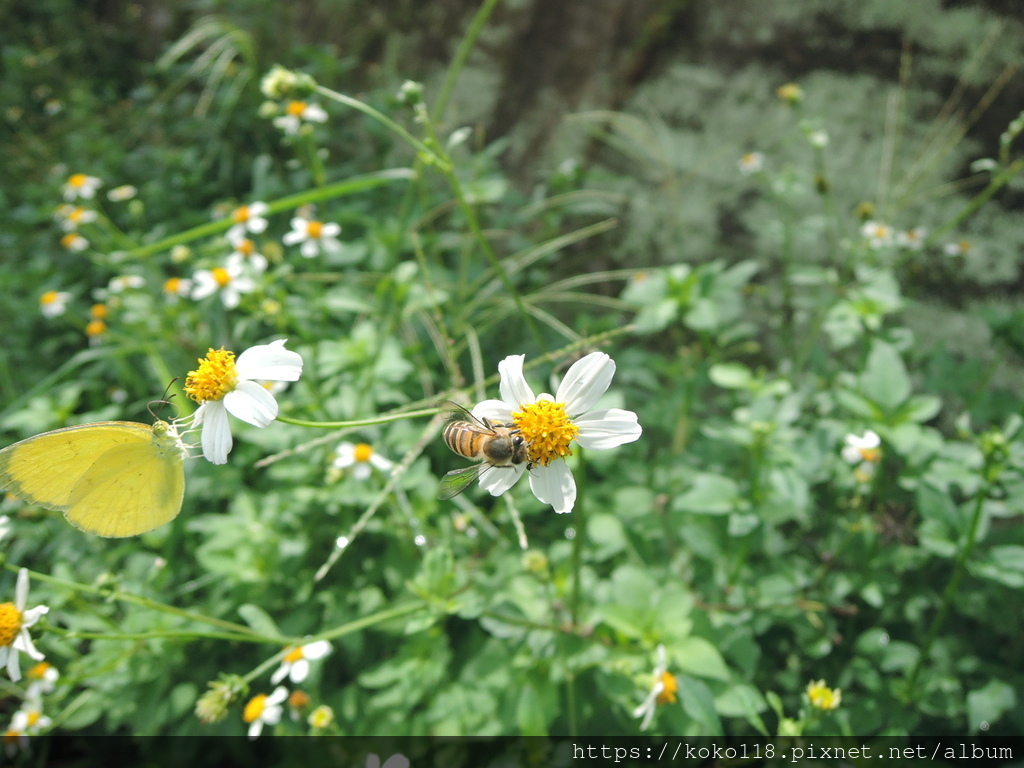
[2,0,1024,756]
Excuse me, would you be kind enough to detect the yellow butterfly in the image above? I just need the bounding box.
[0,420,187,538]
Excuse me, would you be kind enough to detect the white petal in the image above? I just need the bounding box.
[282,230,304,245]
[370,453,394,471]
[270,664,290,685]
[556,352,614,416]
[472,399,515,424]
[301,240,319,258]
[4,647,20,682]
[247,720,263,739]
[321,222,341,237]
[841,446,861,463]
[20,605,48,629]
[529,462,576,514]
[236,340,303,382]
[498,355,535,408]
[224,381,279,427]
[221,287,241,309]
[288,658,311,683]
[333,442,355,467]
[573,408,642,450]
[267,686,289,706]
[366,756,381,768]
[16,568,28,610]
[303,640,332,659]
[478,463,526,496]
[201,402,233,464]
[382,756,410,768]
[352,463,371,481]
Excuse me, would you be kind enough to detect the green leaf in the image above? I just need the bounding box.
[672,473,740,515]
[971,546,1024,588]
[681,676,724,735]
[898,395,942,424]
[916,483,960,531]
[237,603,282,638]
[708,362,754,390]
[966,679,1017,733]
[674,637,731,681]
[588,513,627,561]
[859,340,912,413]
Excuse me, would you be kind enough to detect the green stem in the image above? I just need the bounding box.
[906,485,988,694]
[276,407,440,429]
[431,0,502,121]
[925,157,1024,246]
[570,448,586,627]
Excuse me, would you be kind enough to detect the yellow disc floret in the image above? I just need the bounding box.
[512,400,579,466]
[242,693,267,724]
[806,680,842,711]
[354,443,374,463]
[0,602,23,648]
[185,348,238,404]
[656,671,678,705]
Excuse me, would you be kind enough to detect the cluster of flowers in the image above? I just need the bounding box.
[239,640,333,738]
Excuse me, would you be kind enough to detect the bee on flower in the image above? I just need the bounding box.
[0,569,49,682]
[183,340,304,465]
[462,352,641,514]
[62,173,102,201]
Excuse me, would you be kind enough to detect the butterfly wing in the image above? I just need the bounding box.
[0,422,153,511]
[64,437,185,538]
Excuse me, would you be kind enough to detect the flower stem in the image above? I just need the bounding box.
[276,407,441,429]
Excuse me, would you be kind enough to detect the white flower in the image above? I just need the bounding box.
[184,340,304,465]
[107,275,146,293]
[10,703,52,734]
[0,569,50,682]
[944,239,971,257]
[842,430,881,464]
[62,173,102,201]
[107,185,137,202]
[333,442,395,480]
[163,276,193,303]
[24,661,59,701]
[271,640,332,685]
[57,205,97,231]
[226,237,269,274]
[632,645,677,731]
[273,100,328,135]
[60,232,89,252]
[897,227,926,250]
[191,263,257,309]
[0,515,10,541]
[39,290,71,318]
[470,352,642,514]
[282,217,342,258]
[225,201,269,243]
[738,151,764,175]
[243,686,287,739]
[860,221,894,249]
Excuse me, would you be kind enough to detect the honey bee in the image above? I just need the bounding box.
[437,401,530,500]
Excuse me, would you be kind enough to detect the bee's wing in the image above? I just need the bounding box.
[437,399,491,430]
[437,463,486,500]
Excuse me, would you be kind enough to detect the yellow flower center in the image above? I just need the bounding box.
[512,400,579,466]
[68,173,87,188]
[3,729,19,744]
[956,239,970,253]
[212,267,232,287]
[807,681,841,710]
[284,646,305,663]
[164,277,182,294]
[307,221,323,239]
[656,671,678,705]
[354,443,374,463]
[309,705,333,729]
[60,233,81,249]
[28,661,51,680]
[237,239,255,256]
[90,303,108,320]
[286,100,307,117]
[185,348,238,403]
[243,694,267,723]
[288,690,309,709]
[69,208,85,223]
[232,205,251,223]
[25,711,40,728]
[859,447,881,463]
[0,602,23,647]
[40,291,59,306]
[85,320,107,337]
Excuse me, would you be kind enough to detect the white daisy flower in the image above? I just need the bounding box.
[0,569,50,682]
[24,661,59,701]
[107,275,146,293]
[282,217,342,258]
[333,442,395,480]
[242,686,287,739]
[632,645,678,731]
[225,201,269,242]
[841,430,881,464]
[57,206,97,231]
[184,340,304,465]
[39,290,72,318]
[191,264,257,309]
[163,276,193,303]
[738,151,764,175]
[226,237,269,274]
[270,640,332,685]
[273,100,328,135]
[860,221,894,249]
[944,239,971,257]
[470,352,642,514]
[9,702,52,734]
[106,185,137,202]
[897,227,926,250]
[62,173,102,201]
[60,232,89,252]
